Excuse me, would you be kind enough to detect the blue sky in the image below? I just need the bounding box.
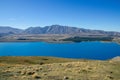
[0,0,120,31]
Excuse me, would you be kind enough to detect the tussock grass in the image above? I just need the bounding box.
[0,56,120,80]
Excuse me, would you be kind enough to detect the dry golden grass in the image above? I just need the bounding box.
[0,56,120,80]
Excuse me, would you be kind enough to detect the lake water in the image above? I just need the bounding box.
[0,41,120,60]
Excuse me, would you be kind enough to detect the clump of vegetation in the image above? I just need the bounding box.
[17,38,28,40]
[62,36,113,42]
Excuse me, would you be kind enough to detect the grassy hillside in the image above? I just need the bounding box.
[0,56,120,80]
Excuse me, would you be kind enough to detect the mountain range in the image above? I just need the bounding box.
[0,25,120,36]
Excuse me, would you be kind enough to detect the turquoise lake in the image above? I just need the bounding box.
[0,41,120,60]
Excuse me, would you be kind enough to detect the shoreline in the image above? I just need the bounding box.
[0,56,119,61]
[0,39,115,42]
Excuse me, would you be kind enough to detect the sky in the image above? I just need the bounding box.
[0,0,120,31]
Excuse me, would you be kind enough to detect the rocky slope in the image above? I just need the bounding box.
[24,25,120,36]
[0,25,120,37]
[113,38,120,43]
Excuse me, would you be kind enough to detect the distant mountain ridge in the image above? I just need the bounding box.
[0,25,120,36]
[0,26,23,34]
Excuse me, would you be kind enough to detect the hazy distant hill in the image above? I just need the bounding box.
[0,25,120,36]
[24,27,43,34]
[0,26,23,34]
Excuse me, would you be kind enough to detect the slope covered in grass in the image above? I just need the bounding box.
[0,56,120,80]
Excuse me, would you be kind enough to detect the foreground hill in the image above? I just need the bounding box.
[0,56,120,80]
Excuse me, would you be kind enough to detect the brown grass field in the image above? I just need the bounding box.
[0,56,120,80]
